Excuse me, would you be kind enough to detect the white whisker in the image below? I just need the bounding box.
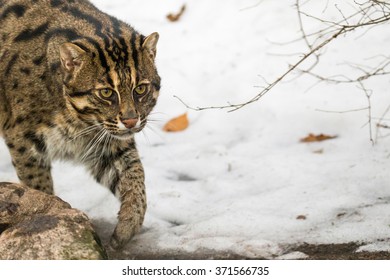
[141,130,151,146]
[144,123,165,142]
[80,128,106,162]
[149,111,168,117]
[102,131,112,158]
[67,123,101,142]
[146,118,163,124]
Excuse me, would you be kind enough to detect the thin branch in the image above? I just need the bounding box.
[176,27,346,112]
[240,0,265,11]
[357,81,374,145]
[315,107,369,114]
[176,0,390,112]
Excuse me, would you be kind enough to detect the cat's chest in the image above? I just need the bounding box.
[45,124,106,162]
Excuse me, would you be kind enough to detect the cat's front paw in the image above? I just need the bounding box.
[109,219,140,249]
[109,195,146,249]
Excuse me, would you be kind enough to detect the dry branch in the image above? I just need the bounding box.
[175,0,390,113]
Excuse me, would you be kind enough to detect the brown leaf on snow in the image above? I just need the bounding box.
[163,113,189,132]
[167,4,186,22]
[300,133,337,143]
[296,215,307,220]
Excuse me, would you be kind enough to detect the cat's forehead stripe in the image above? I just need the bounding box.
[109,70,120,89]
[130,32,139,69]
[56,4,138,84]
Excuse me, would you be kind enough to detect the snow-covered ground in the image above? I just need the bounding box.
[1,0,390,259]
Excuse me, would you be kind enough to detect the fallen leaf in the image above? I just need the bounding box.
[163,113,189,132]
[296,215,307,220]
[300,133,337,143]
[167,4,186,22]
[336,212,347,218]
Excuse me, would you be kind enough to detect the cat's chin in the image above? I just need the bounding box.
[106,126,145,140]
[110,131,134,140]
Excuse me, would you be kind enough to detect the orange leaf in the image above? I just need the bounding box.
[300,133,337,143]
[163,113,189,132]
[166,4,186,22]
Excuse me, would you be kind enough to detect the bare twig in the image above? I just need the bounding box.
[176,27,346,112]
[240,0,265,11]
[357,81,374,145]
[175,0,390,112]
[375,104,390,142]
[315,107,369,114]
[295,0,390,143]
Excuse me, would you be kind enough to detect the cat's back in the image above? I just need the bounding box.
[0,0,110,48]
[1,0,135,78]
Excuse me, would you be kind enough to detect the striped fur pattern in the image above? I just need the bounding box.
[0,0,161,248]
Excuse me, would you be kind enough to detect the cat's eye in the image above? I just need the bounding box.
[134,85,147,96]
[99,88,114,99]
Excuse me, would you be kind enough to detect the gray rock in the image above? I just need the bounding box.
[0,182,107,260]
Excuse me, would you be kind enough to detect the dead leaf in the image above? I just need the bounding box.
[296,215,307,220]
[300,133,337,143]
[163,113,189,132]
[167,4,186,22]
[336,212,347,218]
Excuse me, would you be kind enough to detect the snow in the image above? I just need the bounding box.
[1,0,390,258]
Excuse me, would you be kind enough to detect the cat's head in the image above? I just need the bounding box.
[59,32,160,140]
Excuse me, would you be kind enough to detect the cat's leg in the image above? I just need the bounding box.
[91,140,146,249]
[4,131,53,194]
[0,90,10,135]
[110,163,146,249]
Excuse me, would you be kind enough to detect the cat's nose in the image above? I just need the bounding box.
[121,117,138,129]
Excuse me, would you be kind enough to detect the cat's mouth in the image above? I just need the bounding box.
[101,117,145,140]
[101,128,134,140]
[105,126,144,140]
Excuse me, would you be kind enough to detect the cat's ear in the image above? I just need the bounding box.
[59,43,86,73]
[142,32,159,59]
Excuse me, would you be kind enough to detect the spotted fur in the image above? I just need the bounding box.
[0,0,161,248]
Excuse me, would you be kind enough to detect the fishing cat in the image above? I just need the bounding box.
[0,0,160,249]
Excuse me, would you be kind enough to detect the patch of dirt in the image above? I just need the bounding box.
[93,220,390,260]
[106,242,390,260]
[290,242,390,260]
[108,249,250,260]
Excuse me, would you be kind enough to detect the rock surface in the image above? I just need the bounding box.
[0,182,107,260]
